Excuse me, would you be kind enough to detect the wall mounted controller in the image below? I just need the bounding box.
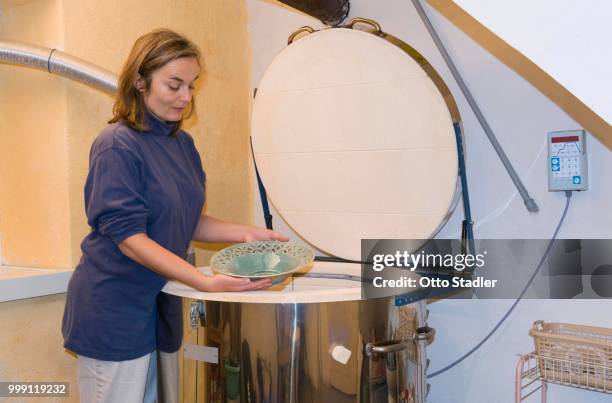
[547,129,588,191]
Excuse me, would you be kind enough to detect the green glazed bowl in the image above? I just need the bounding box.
[211,241,314,284]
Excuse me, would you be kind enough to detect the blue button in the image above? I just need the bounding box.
[551,157,560,165]
[573,176,581,184]
[552,165,560,171]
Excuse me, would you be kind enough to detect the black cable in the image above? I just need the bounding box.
[249,136,274,230]
[428,191,573,378]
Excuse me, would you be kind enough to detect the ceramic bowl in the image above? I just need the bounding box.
[211,241,314,284]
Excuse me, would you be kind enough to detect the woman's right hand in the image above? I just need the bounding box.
[116,234,272,292]
[198,273,272,292]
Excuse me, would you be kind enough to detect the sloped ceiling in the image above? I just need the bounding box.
[428,0,612,148]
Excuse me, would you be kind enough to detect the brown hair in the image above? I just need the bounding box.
[109,29,201,136]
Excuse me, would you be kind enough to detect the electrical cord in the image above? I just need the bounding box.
[428,191,573,378]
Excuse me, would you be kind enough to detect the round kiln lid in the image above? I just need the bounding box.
[251,28,458,261]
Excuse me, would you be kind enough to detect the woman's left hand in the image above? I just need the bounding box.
[242,227,289,243]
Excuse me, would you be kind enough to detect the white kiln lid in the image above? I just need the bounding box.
[251,28,458,261]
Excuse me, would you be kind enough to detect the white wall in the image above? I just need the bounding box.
[452,0,612,125]
[247,1,612,402]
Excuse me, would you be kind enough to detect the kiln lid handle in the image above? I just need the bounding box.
[344,17,382,34]
[287,26,316,45]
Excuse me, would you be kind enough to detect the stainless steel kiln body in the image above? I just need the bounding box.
[186,297,430,403]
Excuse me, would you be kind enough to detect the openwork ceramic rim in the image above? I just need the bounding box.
[210,241,314,279]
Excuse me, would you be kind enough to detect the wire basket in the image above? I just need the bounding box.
[529,320,612,391]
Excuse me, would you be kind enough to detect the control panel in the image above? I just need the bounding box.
[547,130,588,191]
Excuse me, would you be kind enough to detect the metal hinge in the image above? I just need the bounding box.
[189,300,206,329]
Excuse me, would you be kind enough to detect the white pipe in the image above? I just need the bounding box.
[411,0,539,213]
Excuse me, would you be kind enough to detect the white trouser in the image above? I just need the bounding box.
[77,351,178,403]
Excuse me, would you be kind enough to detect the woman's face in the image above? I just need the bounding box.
[141,57,200,122]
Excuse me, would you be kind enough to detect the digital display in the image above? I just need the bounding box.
[551,136,579,143]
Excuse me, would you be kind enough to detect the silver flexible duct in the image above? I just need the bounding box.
[0,40,117,94]
[411,0,539,213]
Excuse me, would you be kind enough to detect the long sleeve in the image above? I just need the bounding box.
[63,121,205,361]
[84,146,150,245]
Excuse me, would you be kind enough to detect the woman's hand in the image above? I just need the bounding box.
[242,227,289,243]
[193,216,289,244]
[118,234,274,293]
[197,273,272,292]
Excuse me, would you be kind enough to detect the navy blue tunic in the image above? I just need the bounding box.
[62,113,205,361]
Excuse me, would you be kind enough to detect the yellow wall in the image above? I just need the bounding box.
[0,294,78,402]
[61,0,254,265]
[0,0,253,267]
[0,0,253,395]
[0,0,71,268]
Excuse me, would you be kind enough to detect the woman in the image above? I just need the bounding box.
[62,29,286,402]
